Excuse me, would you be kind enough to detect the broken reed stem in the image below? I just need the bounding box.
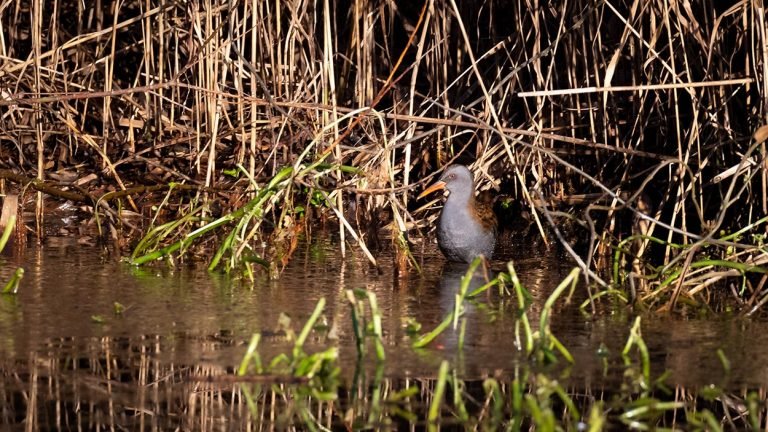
[516,78,756,96]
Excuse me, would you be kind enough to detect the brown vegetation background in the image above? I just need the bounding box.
[0,0,766,303]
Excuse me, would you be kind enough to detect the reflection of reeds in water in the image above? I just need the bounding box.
[3,334,767,430]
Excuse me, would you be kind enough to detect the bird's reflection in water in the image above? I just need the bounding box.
[431,260,497,354]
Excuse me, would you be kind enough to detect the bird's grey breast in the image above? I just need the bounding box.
[437,198,494,262]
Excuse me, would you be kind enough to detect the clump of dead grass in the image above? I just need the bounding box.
[0,1,766,309]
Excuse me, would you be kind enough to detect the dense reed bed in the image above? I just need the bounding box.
[0,1,767,310]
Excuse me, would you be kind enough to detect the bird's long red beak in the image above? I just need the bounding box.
[417,180,447,199]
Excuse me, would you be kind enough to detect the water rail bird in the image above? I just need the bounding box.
[418,165,497,263]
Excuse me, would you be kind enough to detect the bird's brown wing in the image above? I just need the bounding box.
[474,193,498,232]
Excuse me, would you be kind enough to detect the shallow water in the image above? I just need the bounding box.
[0,233,767,429]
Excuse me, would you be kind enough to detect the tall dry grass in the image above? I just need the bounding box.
[0,0,766,309]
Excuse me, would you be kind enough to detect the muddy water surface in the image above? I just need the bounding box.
[0,234,766,429]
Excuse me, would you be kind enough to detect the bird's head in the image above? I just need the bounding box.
[418,165,475,200]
